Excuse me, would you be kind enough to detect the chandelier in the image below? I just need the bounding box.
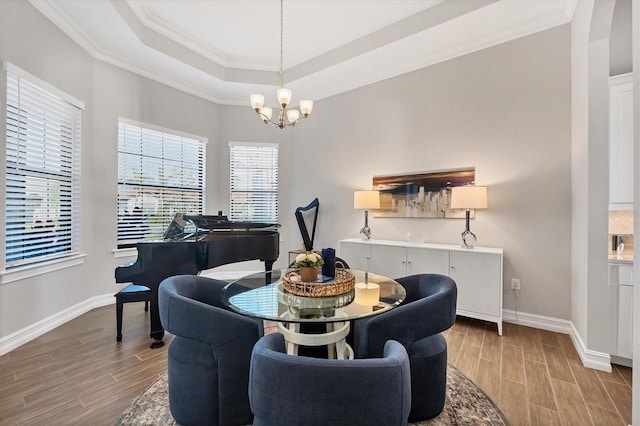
[250,0,313,129]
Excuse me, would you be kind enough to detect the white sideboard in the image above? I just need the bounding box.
[340,239,504,335]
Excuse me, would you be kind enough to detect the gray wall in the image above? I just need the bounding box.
[89,60,223,294]
[282,25,573,320]
[0,0,97,337]
[0,0,573,344]
[0,1,223,339]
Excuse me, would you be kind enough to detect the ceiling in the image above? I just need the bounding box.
[30,0,577,106]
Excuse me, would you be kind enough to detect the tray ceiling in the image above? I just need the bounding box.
[30,0,576,105]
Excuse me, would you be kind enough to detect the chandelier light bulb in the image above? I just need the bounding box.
[287,109,300,124]
[250,94,265,110]
[261,107,273,123]
[277,88,292,107]
[299,100,313,116]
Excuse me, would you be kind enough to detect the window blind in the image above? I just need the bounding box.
[117,121,206,248]
[229,142,278,222]
[5,70,82,268]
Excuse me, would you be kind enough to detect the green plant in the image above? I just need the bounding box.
[291,252,324,268]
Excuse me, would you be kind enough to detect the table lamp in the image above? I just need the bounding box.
[354,190,380,240]
[354,272,380,307]
[450,186,488,249]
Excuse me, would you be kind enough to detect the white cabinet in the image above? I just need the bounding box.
[609,263,633,361]
[617,285,633,359]
[340,239,503,334]
[449,250,502,328]
[339,242,450,278]
[609,74,633,208]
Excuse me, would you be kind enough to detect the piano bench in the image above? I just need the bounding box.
[114,284,152,342]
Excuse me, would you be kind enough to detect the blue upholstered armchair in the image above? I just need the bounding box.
[353,273,457,421]
[158,274,263,426]
[249,333,411,426]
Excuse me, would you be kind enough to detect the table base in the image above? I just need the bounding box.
[277,319,354,360]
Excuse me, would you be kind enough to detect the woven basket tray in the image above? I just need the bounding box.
[283,268,355,297]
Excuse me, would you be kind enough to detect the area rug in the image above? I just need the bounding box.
[116,365,508,425]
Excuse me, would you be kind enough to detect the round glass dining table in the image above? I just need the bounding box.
[222,269,406,359]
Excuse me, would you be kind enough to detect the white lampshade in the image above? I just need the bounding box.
[287,109,300,124]
[261,107,273,123]
[450,186,488,210]
[300,100,313,116]
[354,190,381,210]
[277,88,292,106]
[250,94,264,110]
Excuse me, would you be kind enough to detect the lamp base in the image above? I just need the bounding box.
[360,210,372,240]
[360,225,371,240]
[461,230,477,249]
[460,210,477,249]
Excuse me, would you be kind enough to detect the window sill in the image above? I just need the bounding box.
[0,254,87,284]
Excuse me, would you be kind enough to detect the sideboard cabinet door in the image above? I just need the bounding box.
[406,247,450,276]
[339,241,371,272]
[370,245,407,278]
[449,250,503,335]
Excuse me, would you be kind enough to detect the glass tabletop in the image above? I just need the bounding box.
[222,269,406,323]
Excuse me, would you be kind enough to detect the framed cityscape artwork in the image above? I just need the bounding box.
[372,168,475,218]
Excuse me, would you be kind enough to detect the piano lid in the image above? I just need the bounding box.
[163,212,280,241]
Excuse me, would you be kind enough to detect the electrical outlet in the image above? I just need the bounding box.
[511,278,521,291]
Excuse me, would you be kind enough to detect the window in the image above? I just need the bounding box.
[4,64,83,269]
[117,120,206,248]
[229,142,278,222]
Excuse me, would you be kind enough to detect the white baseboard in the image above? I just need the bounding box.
[568,322,612,372]
[503,309,612,372]
[0,271,256,356]
[0,293,115,356]
[503,309,573,334]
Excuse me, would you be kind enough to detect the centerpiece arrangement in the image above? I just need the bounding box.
[284,251,355,297]
[291,252,324,281]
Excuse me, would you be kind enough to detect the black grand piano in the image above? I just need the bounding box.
[115,212,279,348]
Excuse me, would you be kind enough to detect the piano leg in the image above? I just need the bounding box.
[265,260,275,285]
[265,260,274,271]
[149,287,165,348]
[150,339,165,349]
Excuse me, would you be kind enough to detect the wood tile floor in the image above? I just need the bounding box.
[445,319,632,425]
[0,304,632,425]
[0,304,173,425]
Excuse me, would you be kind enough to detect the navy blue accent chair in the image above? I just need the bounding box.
[158,274,264,426]
[249,333,411,426]
[353,273,457,422]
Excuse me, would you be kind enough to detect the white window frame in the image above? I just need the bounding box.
[229,141,278,223]
[116,118,207,249]
[1,63,85,282]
